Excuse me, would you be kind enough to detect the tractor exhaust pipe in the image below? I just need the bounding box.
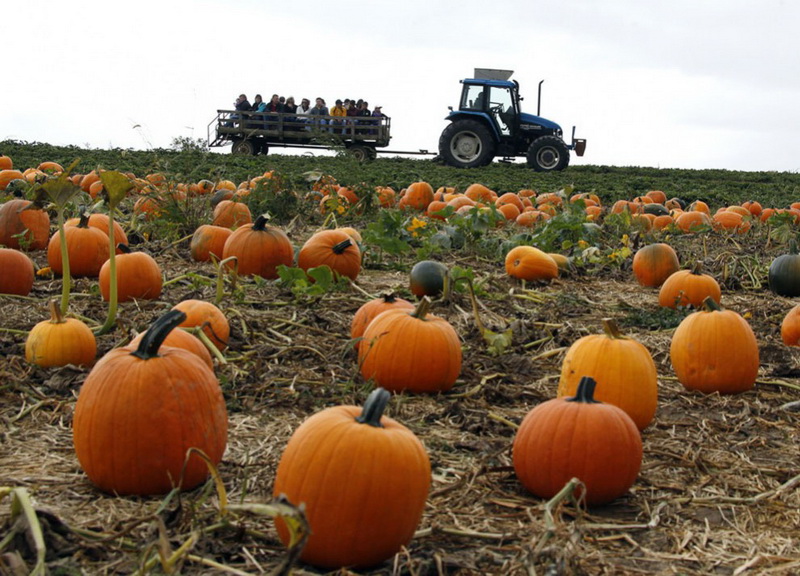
[537,80,544,116]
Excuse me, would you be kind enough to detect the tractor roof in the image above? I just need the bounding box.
[462,78,517,89]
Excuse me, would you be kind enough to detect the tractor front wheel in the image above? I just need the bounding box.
[527,136,570,172]
[439,120,496,168]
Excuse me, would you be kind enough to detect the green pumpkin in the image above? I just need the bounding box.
[643,203,669,216]
[769,240,800,297]
[409,260,448,298]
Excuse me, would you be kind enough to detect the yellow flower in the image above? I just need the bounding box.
[36,267,52,277]
[406,217,427,237]
[577,240,589,249]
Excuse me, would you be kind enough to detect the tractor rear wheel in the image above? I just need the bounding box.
[527,136,570,171]
[439,120,496,168]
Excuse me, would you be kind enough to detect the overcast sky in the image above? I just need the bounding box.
[4,0,799,172]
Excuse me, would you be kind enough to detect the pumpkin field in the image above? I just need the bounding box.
[1,140,799,575]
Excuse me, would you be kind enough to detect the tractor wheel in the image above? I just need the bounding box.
[438,120,496,168]
[231,139,256,156]
[348,145,376,162]
[527,136,570,172]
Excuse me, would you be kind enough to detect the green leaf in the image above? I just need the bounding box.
[99,170,134,209]
[33,159,82,209]
[307,265,334,289]
[482,326,513,356]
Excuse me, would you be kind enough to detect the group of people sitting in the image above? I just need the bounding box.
[231,93,385,134]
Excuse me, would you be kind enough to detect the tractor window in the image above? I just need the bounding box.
[462,85,487,111]
[489,86,515,136]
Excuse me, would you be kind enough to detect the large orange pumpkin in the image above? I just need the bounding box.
[0,247,35,296]
[73,309,228,495]
[632,243,680,287]
[190,224,233,262]
[359,297,461,393]
[98,245,163,302]
[212,199,252,229]
[670,298,759,394]
[402,181,434,210]
[221,214,293,279]
[65,213,128,250]
[780,304,800,346]
[0,199,51,250]
[557,318,658,431]
[658,261,721,308]
[25,300,97,368]
[505,245,559,282]
[513,376,642,506]
[297,229,361,280]
[273,388,430,569]
[47,213,109,277]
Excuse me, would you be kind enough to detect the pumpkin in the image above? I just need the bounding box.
[273,388,430,569]
[505,245,559,282]
[0,169,25,191]
[513,376,642,506]
[670,297,759,394]
[221,214,294,279]
[37,161,64,174]
[25,300,97,368]
[0,199,51,250]
[768,240,800,297]
[297,229,362,281]
[73,309,227,495]
[128,326,214,371]
[335,226,362,244]
[65,213,128,250]
[632,243,680,287]
[674,210,711,233]
[99,244,162,302]
[557,318,657,431]
[465,183,498,203]
[172,299,230,351]
[780,304,800,346]
[409,260,449,298]
[0,155,12,170]
[190,224,233,262]
[402,181,435,210]
[212,199,252,229]
[658,261,721,308]
[359,297,461,393]
[350,293,415,350]
[47,213,109,277]
[0,247,35,295]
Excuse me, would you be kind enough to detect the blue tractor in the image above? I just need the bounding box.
[438,69,586,171]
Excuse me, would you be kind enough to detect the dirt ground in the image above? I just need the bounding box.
[1,225,799,576]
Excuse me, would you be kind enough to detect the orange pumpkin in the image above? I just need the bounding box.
[128,326,214,371]
[190,224,233,262]
[675,210,711,233]
[632,243,680,287]
[514,376,642,506]
[670,298,759,394]
[557,318,658,431]
[212,199,252,229]
[273,388,430,569]
[780,304,800,346]
[47,213,109,277]
[359,297,461,393]
[0,247,35,295]
[172,299,230,352]
[0,155,12,170]
[221,214,294,279]
[0,199,51,250]
[350,293,415,350]
[658,262,721,308]
[99,244,162,302]
[0,169,25,191]
[73,309,227,495]
[505,245,558,282]
[402,181,434,210]
[25,300,97,368]
[65,213,128,252]
[297,229,361,281]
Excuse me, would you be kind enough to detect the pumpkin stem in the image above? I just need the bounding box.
[77,212,90,228]
[601,318,625,340]
[131,309,187,360]
[117,243,132,254]
[381,292,399,303]
[48,299,65,324]
[332,238,353,255]
[411,296,432,320]
[566,376,601,404]
[702,296,723,312]
[690,260,704,275]
[253,214,269,231]
[355,388,391,428]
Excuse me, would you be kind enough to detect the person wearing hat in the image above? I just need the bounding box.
[369,104,386,136]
